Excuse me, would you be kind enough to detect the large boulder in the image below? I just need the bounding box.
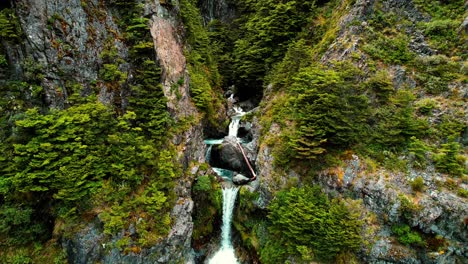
[210,136,255,177]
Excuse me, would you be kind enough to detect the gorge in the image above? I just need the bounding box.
[0,0,467,264]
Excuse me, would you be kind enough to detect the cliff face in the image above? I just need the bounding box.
[11,0,127,108]
[1,0,466,263]
[1,0,209,263]
[247,0,467,263]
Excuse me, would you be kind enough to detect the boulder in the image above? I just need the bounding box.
[210,136,254,177]
[233,174,251,185]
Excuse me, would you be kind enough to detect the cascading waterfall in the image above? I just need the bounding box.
[208,187,239,264]
[206,105,246,263]
[228,106,246,137]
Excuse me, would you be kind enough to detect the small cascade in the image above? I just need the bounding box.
[204,139,224,162]
[228,106,246,137]
[208,187,239,264]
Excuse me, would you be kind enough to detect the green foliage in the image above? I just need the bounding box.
[5,104,153,203]
[362,29,415,64]
[0,9,22,42]
[413,1,467,56]
[100,63,127,84]
[418,19,461,54]
[398,194,420,222]
[408,136,430,168]
[0,101,175,246]
[413,55,461,95]
[180,0,224,127]
[413,0,465,20]
[410,176,425,192]
[433,139,466,176]
[370,89,428,149]
[269,39,314,89]
[392,224,424,246]
[262,186,362,263]
[231,0,316,93]
[127,60,169,141]
[415,98,437,115]
[192,173,221,241]
[457,188,468,198]
[0,204,47,246]
[193,175,211,192]
[287,63,370,160]
[365,70,394,104]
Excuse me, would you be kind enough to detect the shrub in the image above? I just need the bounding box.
[392,224,424,246]
[362,31,415,64]
[415,98,437,115]
[434,139,466,176]
[410,176,425,192]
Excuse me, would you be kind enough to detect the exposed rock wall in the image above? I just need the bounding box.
[12,0,128,108]
[198,0,237,25]
[6,0,207,263]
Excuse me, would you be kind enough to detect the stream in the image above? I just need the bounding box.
[205,106,247,264]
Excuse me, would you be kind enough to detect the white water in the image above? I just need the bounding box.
[204,139,225,164]
[208,187,239,264]
[206,105,246,263]
[228,106,246,137]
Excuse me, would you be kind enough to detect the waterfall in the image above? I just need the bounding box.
[208,187,239,264]
[204,139,224,162]
[204,105,248,263]
[228,106,245,137]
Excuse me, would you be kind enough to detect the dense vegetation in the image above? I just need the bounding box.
[0,0,466,262]
[0,1,180,261]
[180,0,225,129]
[259,0,467,177]
[231,0,466,262]
[261,186,362,263]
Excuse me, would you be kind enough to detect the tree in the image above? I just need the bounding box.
[262,186,362,263]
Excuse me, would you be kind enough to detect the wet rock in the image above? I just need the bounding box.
[237,99,257,112]
[210,136,254,177]
[233,174,251,185]
[198,0,238,25]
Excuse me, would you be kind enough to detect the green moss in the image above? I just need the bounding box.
[392,224,424,246]
[191,173,221,242]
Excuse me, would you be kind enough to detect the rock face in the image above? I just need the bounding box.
[198,0,237,25]
[7,0,207,263]
[249,0,467,263]
[314,155,468,263]
[65,198,194,264]
[12,0,128,109]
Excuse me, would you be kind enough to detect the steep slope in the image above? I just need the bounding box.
[0,0,224,262]
[231,0,467,263]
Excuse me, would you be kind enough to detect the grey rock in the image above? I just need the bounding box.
[233,173,251,185]
[210,136,255,177]
[461,16,468,34]
[198,0,237,25]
